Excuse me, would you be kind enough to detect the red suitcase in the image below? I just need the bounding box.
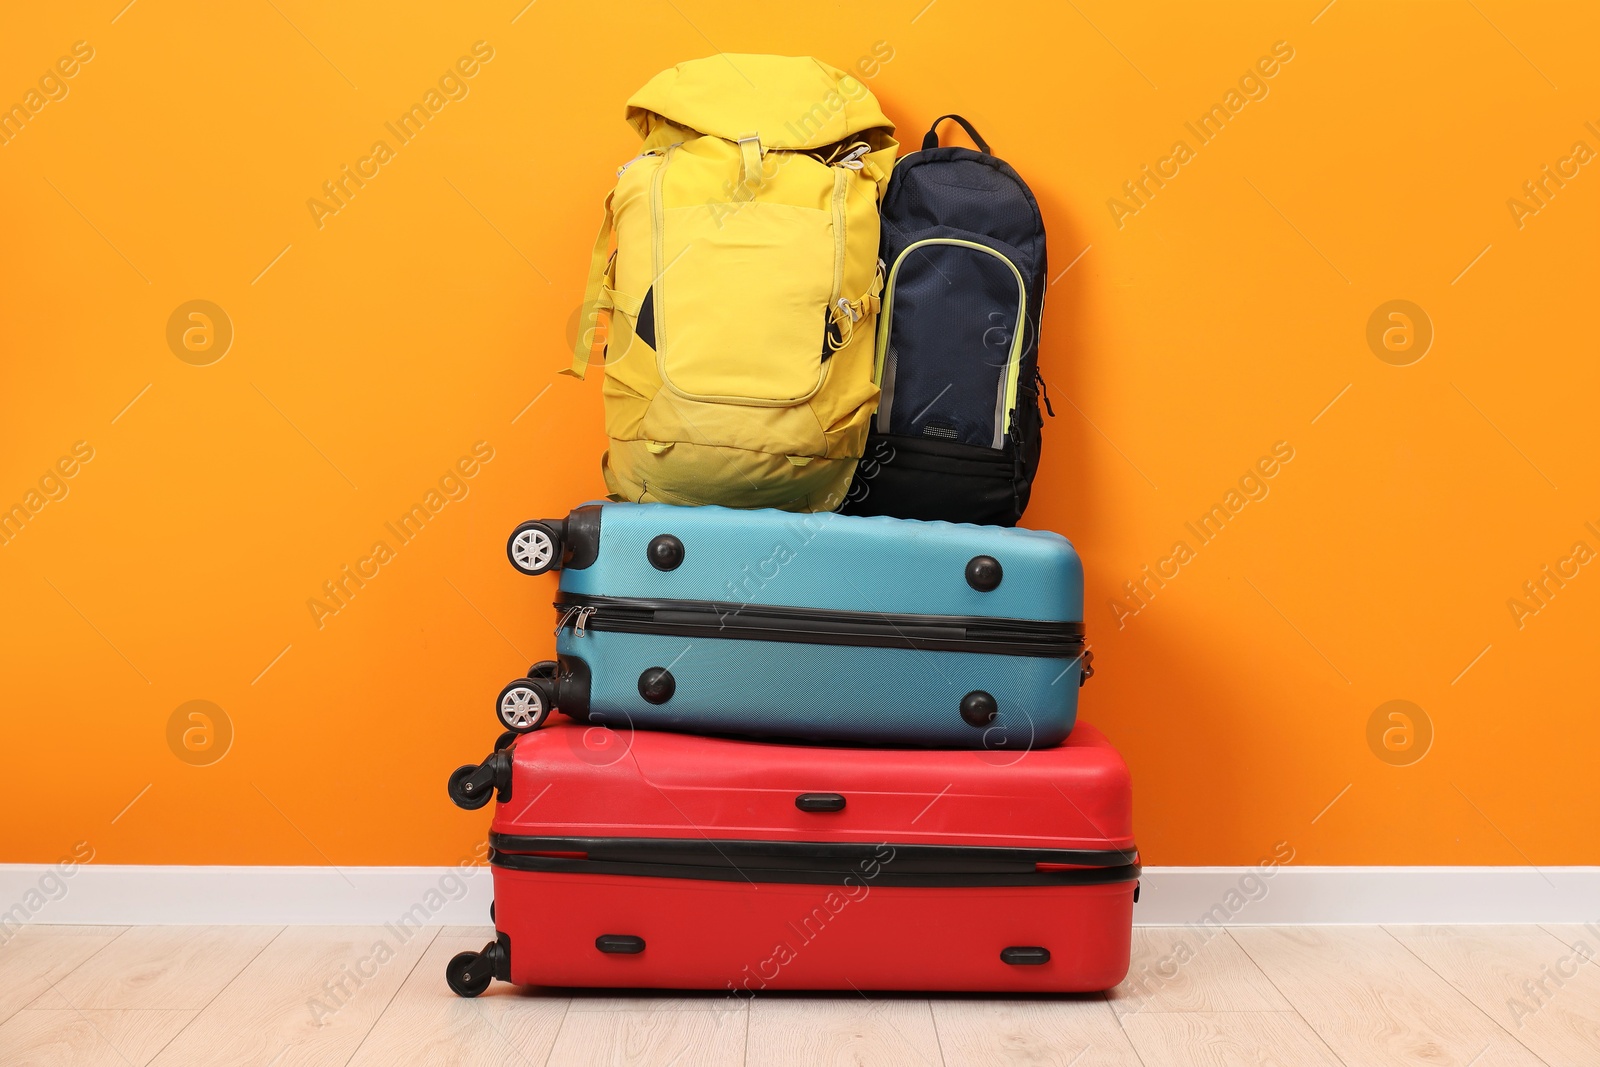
[445,721,1138,995]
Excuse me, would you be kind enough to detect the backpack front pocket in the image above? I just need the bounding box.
[875,237,1027,449]
[655,200,836,406]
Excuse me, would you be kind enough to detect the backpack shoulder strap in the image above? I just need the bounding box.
[565,191,615,380]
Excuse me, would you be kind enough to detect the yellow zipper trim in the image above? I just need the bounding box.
[649,144,680,355]
[874,237,1028,442]
[829,167,849,309]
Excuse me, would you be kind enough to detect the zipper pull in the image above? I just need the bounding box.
[574,606,597,638]
[617,151,652,177]
[618,144,679,177]
[554,605,581,636]
[1035,369,1056,417]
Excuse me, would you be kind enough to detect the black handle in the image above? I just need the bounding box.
[596,934,645,954]
[922,114,991,154]
[1000,946,1051,966]
[795,793,847,813]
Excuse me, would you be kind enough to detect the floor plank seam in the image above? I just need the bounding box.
[143,924,287,1067]
[872,995,942,1067]
[1376,925,1557,1067]
[1223,929,1354,1067]
[1116,1008,1305,1015]
[469,987,560,1067]
[741,992,751,1067]
[21,924,135,1015]
[1536,923,1589,953]
[538,994,575,1067]
[340,926,442,1067]
[25,983,127,1067]
[0,926,132,1033]
[1105,989,1152,1067]
[923,997,949,1067]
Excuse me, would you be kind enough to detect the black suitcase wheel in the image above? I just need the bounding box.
[497,676,555,733]
[493,730,519,752]
[447,764,494,810]
[527,659,558,680]
[448,750,512,810]
[445,949,493,997]
[507,520,562,575]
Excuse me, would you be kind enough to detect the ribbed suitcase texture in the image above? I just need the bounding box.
[509,502,1089,747]
[476,721,1137,993]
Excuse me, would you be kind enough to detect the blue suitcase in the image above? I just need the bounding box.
[499,503,1090,748]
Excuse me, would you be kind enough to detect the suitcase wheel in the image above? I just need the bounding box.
[507,520,563,575]
[445,947,495,997]
[497,676,555,733]
[446,938,507,997]
[447,750,511,810]
[493,730,519,752]
[446,764,494,810]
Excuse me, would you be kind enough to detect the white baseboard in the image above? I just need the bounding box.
[0,865,497,928]
[1134,865,1600,926]
[1,864,1597,927]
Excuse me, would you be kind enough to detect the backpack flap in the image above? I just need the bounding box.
[625,54,897,185]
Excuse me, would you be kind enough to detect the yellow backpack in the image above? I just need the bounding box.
[567,55,898,512]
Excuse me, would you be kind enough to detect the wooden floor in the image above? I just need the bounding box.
[3,924,1598,1065]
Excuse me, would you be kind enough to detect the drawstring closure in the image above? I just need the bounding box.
[826,262,885,352]
[819,141,871,169]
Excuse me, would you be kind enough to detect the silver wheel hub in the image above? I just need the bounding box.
[500,686,544,729]
[512,528,555,572]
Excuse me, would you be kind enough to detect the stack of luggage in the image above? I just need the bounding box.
[444,55,1137,997]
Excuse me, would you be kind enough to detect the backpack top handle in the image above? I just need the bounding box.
[921,114,991,154]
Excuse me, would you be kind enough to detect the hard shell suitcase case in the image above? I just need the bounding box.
[445,720,1138,994]
[500,501,1091,748]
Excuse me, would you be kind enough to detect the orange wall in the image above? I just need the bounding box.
[3,1,1596,869]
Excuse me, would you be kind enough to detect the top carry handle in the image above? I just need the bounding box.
[921,114,991,154]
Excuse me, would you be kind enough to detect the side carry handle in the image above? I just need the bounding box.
[922,114,991,154]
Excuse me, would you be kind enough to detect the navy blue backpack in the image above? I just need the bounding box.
[843,114,1050,527]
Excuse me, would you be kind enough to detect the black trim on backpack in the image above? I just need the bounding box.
[635,286,656,350]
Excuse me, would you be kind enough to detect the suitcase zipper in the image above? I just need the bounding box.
[553,605,581,636]
[488,832,1139,888]
[556,605,598,638]
[554,594,1087,660]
